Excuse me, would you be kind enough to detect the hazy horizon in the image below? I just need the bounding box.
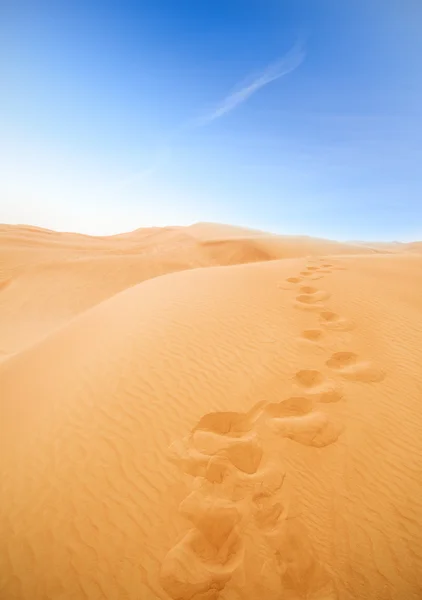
[1,0,421,242]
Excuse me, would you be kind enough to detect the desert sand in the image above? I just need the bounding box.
[1,221,422,600]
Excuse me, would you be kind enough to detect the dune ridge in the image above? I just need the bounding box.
[1,223,422,599]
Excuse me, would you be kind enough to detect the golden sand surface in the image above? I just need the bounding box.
[1,222,422,599]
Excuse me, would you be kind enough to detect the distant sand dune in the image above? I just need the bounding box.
[0,223,422,599]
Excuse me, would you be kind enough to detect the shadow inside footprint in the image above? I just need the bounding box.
[194,411,252,436]
[160,525,244,600]
[270,411,343,448]
[296,288,330,307]
[301,329,324,342]
[192,430,263,474]
[320,311,338,322]
[179,492,242,547]
[320,311,354,331]
[299,285,318,294]
[326,352,385,383]
[294,369,324,388]
[294,370,343,403]
[264,396,313,418]
[326,352,358,369]
[296,294,320,305]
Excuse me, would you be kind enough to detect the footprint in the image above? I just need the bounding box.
[220,462,286,503]
[306,266,319,271]
[269,411,343,448]
[301,288,330,301]
[319,311,339,323]
[295,290,329,310]
[310,274,325,280]
[168,437,217,479]
[320,311,354,331]
[294,370,343,403]
[192,430,263,474]
[160,523,244,600]
[204,456,233,484]
[326,352,385,383]
[285,277,302,284]
[252,486,287,531]
[301,329,324,343]
[193,402,264,436]
[169,437,247,482]
[294,369,324,388]
[170,404,266,480]
[271,519,338,600]
[179,491,242,548]
[296,294,319,305]
[299,271,313,277]
[264,396,313,418]
[194,411,253,437]
[326,352,358,369]
[299,285,318,294]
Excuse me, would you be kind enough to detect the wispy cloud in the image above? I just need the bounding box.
[197,38,306,124]
[112,38,306,190]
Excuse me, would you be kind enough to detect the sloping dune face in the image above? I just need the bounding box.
[1,224,422,600]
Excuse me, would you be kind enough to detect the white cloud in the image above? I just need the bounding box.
[197,38,306,124]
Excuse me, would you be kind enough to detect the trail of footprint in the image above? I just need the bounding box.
[164,388,341,597]
[326,352,385,383]
[320,310,355,331]
[162,250,386,599]
[294,369,343,403]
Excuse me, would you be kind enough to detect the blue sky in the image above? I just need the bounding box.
[1,0,421,241]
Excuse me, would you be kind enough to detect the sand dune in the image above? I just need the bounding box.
[1,223,422,600]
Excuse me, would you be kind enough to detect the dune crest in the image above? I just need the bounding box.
[1,223,422,599]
